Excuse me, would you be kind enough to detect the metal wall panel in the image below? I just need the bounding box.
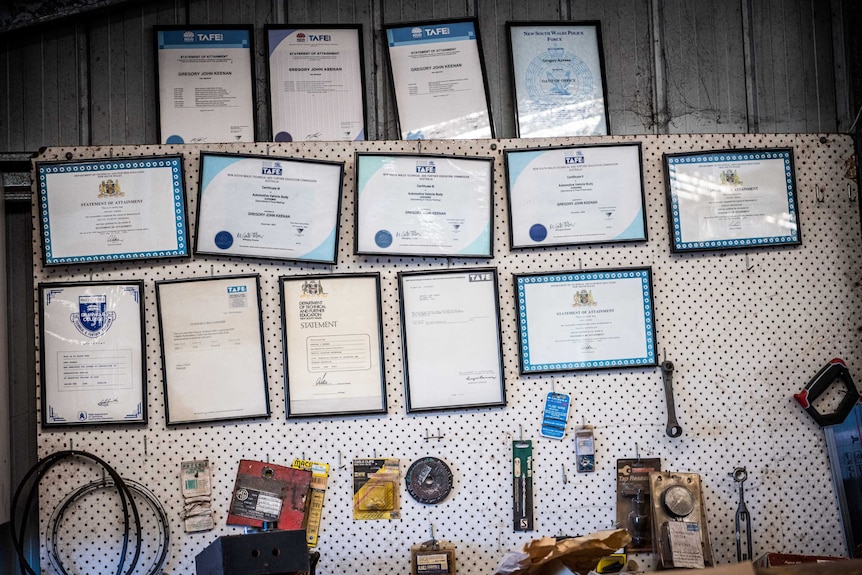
[658,0,749,133]
[751,0,838,133]
[572,0,653,134]
[0,0,853,148]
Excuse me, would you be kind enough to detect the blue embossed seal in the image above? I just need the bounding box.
[529,224,548,242]
[214,231,234,250]
[375,230,393,248]
[525,47,593,109]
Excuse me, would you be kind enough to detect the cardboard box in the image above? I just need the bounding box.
[754,553,848,567]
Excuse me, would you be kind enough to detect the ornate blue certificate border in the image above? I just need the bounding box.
[666,149,799,252]
[39,156,188,265]
[516,269,656,373]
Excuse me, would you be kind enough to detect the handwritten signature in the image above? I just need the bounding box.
[98,398,119,407]
[314,373,329,386]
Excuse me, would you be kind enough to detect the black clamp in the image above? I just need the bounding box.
[793,358,860,427]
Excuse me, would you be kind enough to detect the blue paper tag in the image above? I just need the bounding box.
[540,392,570,439]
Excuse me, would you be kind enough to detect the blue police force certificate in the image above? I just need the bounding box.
[196,154,343,263]
[509,24,608,137]
[355,155,493,257]
[386,21,492,139]
[157,28,255,144]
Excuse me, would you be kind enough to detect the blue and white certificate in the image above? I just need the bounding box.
[156,27,255,144]
[508,22,608,137]
[665,148,801,252]
[515,269,656,373]
[267,26,366,142]
[385,20,493,139]
[355,154,493,257]
[505,144,646,248]
[37,156,188,265]
[196,153,344,263]
[40,281,146,426]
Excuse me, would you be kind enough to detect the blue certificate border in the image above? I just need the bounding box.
[515,268,656,373]
[664,148,801,252]
[503,143,647,249]
[38,156,188,265]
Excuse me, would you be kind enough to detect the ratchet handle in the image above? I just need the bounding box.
[661,361,683,437]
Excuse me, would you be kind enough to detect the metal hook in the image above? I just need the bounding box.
[424,429,445,441]
[373,448,377,458]
[663,347,667,363]
[579,258,583,271]
[519,424,523,441]
[815,185,825,203]
[552,379,556,393]
[417,140,422,154]
[562,463,568,484]
[143,436,148,457]
[266,144,271,156]
[430,523,436,541]
[210,264,214,276]
[338,450,346,470]
[635,442,640,463]
[850,183,857,202]
[745,254,755,271]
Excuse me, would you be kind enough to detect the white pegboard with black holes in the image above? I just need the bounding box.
[28,134,860,574]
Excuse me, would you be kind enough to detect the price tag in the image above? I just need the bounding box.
[540,392,571,439]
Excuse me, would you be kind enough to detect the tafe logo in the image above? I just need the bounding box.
[296,33,307,42]
[416,160,436,174]
[183,31,195,42]
[469,273,492,282]
[262,162,282,176]
[308,34,331,41]
[411,27,423,38]
[227,286,247,294]
[565,151,585,164]
[197,33,224,41]
[425,27,450,36]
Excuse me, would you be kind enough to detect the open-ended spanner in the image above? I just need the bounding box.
[661,360,682,437]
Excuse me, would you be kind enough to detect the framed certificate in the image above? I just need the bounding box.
[266,25,367,142]
[398,268,506,412]
[39,281,146,427]
[505,143,646,248]
[156,275,270,425]
[664,148,801,252]
[354,153,494,258]
[280,273,387,417]
[195,153,344,263]
[155,26,256,144]
[507,21,609,137]
[37,156,188,265]
[384,18,494,139]
[515,268,657,373]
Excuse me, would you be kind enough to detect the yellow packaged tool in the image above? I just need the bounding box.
[353,458,401,520]
[291,458,330,546]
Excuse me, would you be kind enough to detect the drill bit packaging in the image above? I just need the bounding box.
[513,441,533,531]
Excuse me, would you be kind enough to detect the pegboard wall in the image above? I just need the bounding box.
[29,133,861,574]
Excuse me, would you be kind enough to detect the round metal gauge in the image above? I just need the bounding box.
[662,484,696,518]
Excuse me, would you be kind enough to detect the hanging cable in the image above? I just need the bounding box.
[10,450,142,575]
[46,476,170,575]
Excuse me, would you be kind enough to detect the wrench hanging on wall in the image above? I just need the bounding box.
[661,358,683,437]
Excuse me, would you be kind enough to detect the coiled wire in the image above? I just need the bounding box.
[46,477,170,575]
[11,450,142,575]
